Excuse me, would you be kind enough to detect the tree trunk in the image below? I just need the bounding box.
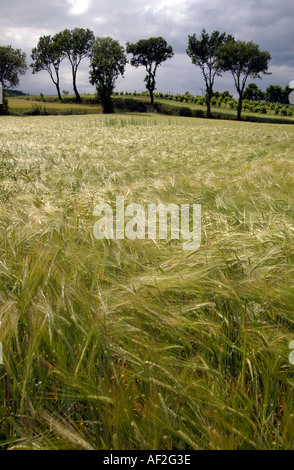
[52,67,63,101]
[205,88,213,118]
[56,83,62,101]
[150,90,154,106]
[72,66,81,103]
[0,81,3,115]
[237,95,243,120]
[206,99,212,118]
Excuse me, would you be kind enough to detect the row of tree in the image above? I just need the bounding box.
[29,30,174,113]
[0,28,287,119]
[243,82,292,104]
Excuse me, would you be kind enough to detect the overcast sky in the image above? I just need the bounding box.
[1,0,294,96]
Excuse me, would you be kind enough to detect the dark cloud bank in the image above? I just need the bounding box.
[1,0,293,96]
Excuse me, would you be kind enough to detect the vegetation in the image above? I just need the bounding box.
[55,28,95,103]
[0,91,9,115]
[126,37,174,106]
[0,114,294,449]
[0,46,27,88]
[89,37,127,113]
[216,39,271,120]
[243,83,264,101]
[1,18,294,453]
[0,46,27,115]
[186,29,232,118]
[265,85,291,105]
[2,30,292,117]
[7,96,101,115]
[31,35,65,101]
[7,91,294,124]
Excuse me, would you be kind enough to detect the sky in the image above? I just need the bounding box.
[1,0,294,97]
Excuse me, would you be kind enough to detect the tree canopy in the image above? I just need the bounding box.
[243,83,265,101]
[89,36,127,113]
[216,39,271,119]
[0,45,27,88]
[56,28,95,102]
[126,37,174,105]
[265,84,290,104]
[186,29,232,118]
[31,35,65,101]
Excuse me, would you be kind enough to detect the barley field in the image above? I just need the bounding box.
[0,113,294,450]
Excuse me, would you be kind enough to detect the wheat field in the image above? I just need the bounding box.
[0,113,294,449]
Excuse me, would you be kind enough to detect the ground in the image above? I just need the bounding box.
[0,113,294,449]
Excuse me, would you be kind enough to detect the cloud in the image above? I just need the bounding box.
[1,0,293,95]
[67,0,91,15]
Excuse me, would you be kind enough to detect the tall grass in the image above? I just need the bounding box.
[0,114,294,449]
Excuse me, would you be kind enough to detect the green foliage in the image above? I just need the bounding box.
[3,89,28,97]
[0,115,294,448]
[89,37,127,113]
[178,106,192,117]
[265,85,290,104]
[55,28,95,102]
[31,35,65,101]
[186,29,232,117]
[0,45,27,89]
[228,99,238,109]
[126,37,174,105]
[0,91,9,115]
[216,39,271,120]
[113,97,148,113]
[279,106,288,116]
[243,83,265,101]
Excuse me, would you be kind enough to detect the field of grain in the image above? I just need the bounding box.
[8,98,101,115]
[0,113,294,449]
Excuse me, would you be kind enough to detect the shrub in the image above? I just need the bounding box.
[114,97,148,113]
[229,100,237,109]
[192,109,206,118]
[279,107,287,116]
[0,91,10,115]
[179,107,192,117]
[196,96,205,106]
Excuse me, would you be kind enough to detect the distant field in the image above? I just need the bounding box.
[8,94,294,124]
[0,113,294,449]
[8,97,101,115]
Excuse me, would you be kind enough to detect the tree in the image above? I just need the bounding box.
[243,83,265,101]
[31,35,65,101]
[265,85,283,103]
[186,29,232,118]
[89,37,127,113]
[0,45,27,88]
[0,45,27,115]
[282,85,292,105]
[0,46,28,88]
[126,37,174,106]
[216,39,271,120]
[57,28,95,103]
[0,86,9,115]
[265,84,290,104]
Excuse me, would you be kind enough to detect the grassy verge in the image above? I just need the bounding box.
[0,114,294,449]
[8,97,102,116]
[114,95,294,124]
[8,94,294,124]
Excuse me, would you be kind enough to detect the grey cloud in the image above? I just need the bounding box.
[1,0,293,95]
